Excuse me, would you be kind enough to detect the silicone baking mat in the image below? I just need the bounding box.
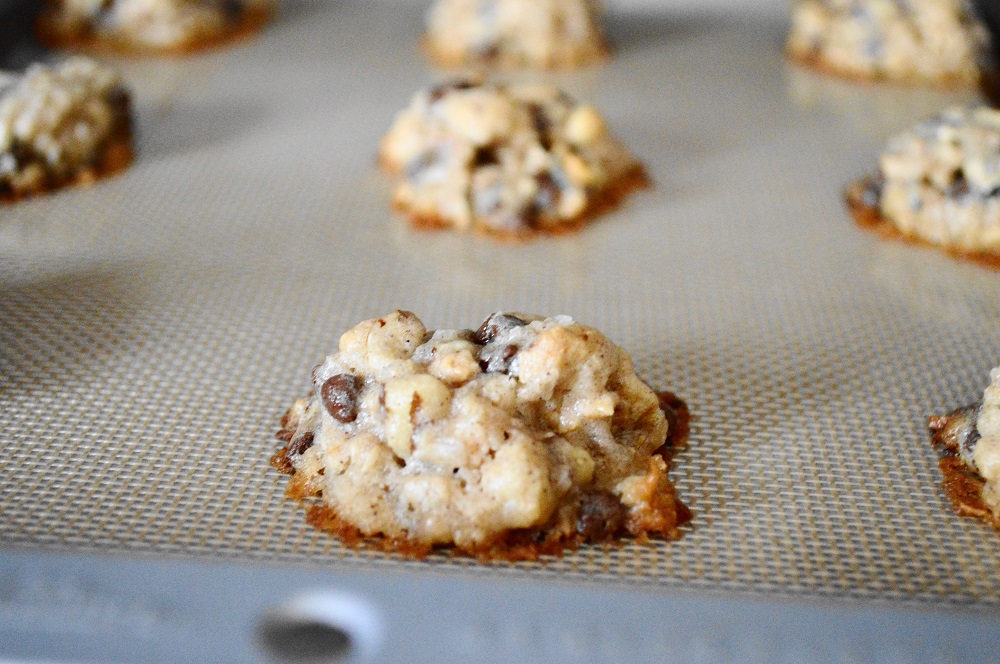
[2,0,999,609]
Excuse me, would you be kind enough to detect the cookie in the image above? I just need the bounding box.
[929,366,1000,530]
[846,106,1000,267]
[424,0,608,69]
[0,57,133,203]
[37,0,273,55]
[379,80,648,238]
[272,311,691,559]
[786,0,991,87]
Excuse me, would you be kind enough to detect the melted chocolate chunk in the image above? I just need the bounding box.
[321,374,363,423]
[3,139,34,171]
[576,491,627,541]
[478,343,518,374]
[930,402,983,467]
[288,431,315,457]
[472,145,500,168]
[473,313,526,345]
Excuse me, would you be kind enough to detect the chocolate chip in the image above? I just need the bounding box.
[576,491,627,541]
[517,203,541,230]
[861,173,884,208]
[478,343,518,374]
[106,87,130,115]
[472,145,500,168]
[427,80,477,104]
[477,43,501,61]
[534,171,562,211]
[473,312,527,345]
[946,174,971,198]
[527,103,553,150]
[4,139,33,170]
[221,0,243,20]
[321,374,363,423]
[92,0,115,26]
[288,431,315,457]
[476,199,538,232]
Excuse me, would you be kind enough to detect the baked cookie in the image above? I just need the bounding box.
[273,311,690,559]
[379,80,648,238]
[847,106,1000,267]
[786,0,992,87]
[424,0,608,69]
[929,365,1000,530]
[0,57,133,203]
[37,0,273,55]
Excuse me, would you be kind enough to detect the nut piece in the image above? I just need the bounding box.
[565,105,606,145]
[383,374,451,457]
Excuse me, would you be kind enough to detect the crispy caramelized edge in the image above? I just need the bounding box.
[385,164,651,243]
[421,36,610,71]
[270,390,692,561]
[928,408,1000,530]
[845,179,1000,270]
[784,45,994,92]
[0,98,134,204]
[35,4,272,57]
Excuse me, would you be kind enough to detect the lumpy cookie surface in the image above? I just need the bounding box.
[425,0,607,69]
[273,311,689,558]
[0,57,132,202]
[929,365,1000,530]
[786,0,991,86]
[847,106,1000,265]
[379,80,647,238]
[37,0,272,54]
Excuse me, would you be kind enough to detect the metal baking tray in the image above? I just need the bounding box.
[2,1,1000,661]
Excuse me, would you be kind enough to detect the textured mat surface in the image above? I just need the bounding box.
[2,0,999,607]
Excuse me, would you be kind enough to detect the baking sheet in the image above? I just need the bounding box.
[2,0,999,609]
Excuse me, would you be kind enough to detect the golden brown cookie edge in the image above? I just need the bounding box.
[271,389,692,561]
[36,4,273,57]
[845,179,1000,270]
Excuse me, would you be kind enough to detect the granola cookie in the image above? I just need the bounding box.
[786,0,991,86]
[37,0,273,55]
[425,0,608,69]
[273,311,690,558]
[929,365,1000,529]
[847,106,1000,266]
[379,80,647,238]
[0,57,133,202]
